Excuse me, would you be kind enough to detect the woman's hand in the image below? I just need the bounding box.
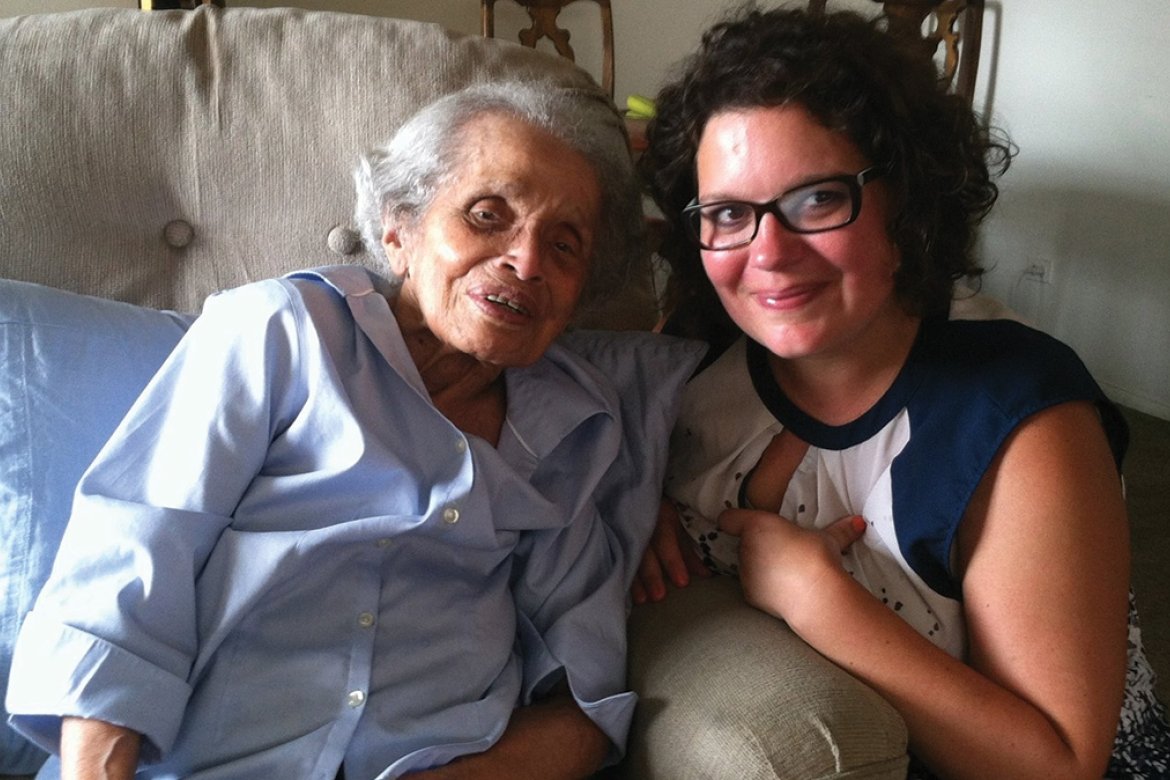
[717,510,866,623]
[631,499,711,604]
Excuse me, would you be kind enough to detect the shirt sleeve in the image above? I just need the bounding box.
[508,333,705,763]
[510,492,636,762]
[6,280,307,760]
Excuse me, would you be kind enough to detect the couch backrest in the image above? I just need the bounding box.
[0,7,636,315]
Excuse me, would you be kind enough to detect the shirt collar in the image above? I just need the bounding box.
[287,266,618,464]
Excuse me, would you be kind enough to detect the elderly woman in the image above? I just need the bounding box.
[633,7,1169,779]
[7,82,678,779]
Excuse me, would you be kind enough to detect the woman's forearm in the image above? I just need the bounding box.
[60,716,140,780]
[404,692,609,780]
[786,568,1116,780]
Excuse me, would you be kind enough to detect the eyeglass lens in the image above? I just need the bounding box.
[690,177,860,250]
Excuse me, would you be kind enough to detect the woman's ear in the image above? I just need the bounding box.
[382,220,409,278]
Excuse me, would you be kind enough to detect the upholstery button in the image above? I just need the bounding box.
[327,225,361,255]
[442,507,460,525]
[163,220,194,249]
[357,612,375,628]
[346,690,366,708]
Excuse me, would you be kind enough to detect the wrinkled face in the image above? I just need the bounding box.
[384,113,601,368]
[695,104,903,361]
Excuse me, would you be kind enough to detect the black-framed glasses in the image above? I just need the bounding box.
[683,166,886,251]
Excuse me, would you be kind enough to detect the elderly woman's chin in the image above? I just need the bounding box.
[392,277,578,371]
[457,292,578,368]
[469,297,571,366]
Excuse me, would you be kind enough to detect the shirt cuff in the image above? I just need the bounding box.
[518,614,637,764]
[578,689,637,766]
[6,610,191,761]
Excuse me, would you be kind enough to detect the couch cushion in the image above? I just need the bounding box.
[625,577,910,780]
[0,280,192,773]
[0,8,615,313]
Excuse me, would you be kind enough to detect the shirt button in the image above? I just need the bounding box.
[346,690,366,708]
[442,507,460,525]
[375,538,391,548]
[455,439,467,454]
[357,612,375,628]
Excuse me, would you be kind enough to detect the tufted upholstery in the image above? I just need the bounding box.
[0,7,637,317]
[0,8,908,778]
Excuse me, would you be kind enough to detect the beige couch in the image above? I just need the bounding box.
[0,8,908,778]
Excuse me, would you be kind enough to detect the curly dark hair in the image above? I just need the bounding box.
[641,5,1014,346]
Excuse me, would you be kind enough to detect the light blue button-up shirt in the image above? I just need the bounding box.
[8,267,696,779]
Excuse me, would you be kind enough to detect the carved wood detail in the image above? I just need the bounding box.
[482,0,615,99]
[810,0,984,105]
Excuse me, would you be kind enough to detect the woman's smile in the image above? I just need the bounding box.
[476,285,536,321]
[696,105,904,362]
[753,281,828,311]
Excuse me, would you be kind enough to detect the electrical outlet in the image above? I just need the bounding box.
[1022,260,1053,284]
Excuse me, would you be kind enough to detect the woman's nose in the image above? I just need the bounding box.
[502,229,546,281]
[748,211,803,269]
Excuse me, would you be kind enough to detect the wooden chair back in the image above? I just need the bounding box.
[481,0,614,99]
[811,0,984,105]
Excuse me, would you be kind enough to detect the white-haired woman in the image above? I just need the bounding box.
[9,82,679,780]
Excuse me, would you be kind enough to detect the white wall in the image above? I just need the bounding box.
[6,0,1169,419]
[974,1,1170,420]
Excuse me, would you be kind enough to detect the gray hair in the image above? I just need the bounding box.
[353,81,643,313]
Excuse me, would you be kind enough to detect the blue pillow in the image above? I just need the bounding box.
[0,280,192,774]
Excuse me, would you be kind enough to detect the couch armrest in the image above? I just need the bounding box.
[625,576,909,779]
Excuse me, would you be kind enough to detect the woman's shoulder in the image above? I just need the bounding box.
[673,336,775,445]
[200,266,383,337]
[911,317,1127,466]
[931,316,1075,361]
[542,329,707,427]
[182,270,386,392]
[198,274,319,329]
[921,318,1102,408]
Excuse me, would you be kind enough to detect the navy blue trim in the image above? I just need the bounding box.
[744,323,930,450]
[741,318,1128,599]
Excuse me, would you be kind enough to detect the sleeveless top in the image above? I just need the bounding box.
[666,317,1169,777]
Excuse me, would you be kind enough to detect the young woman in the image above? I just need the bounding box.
[634,8,1170,778]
